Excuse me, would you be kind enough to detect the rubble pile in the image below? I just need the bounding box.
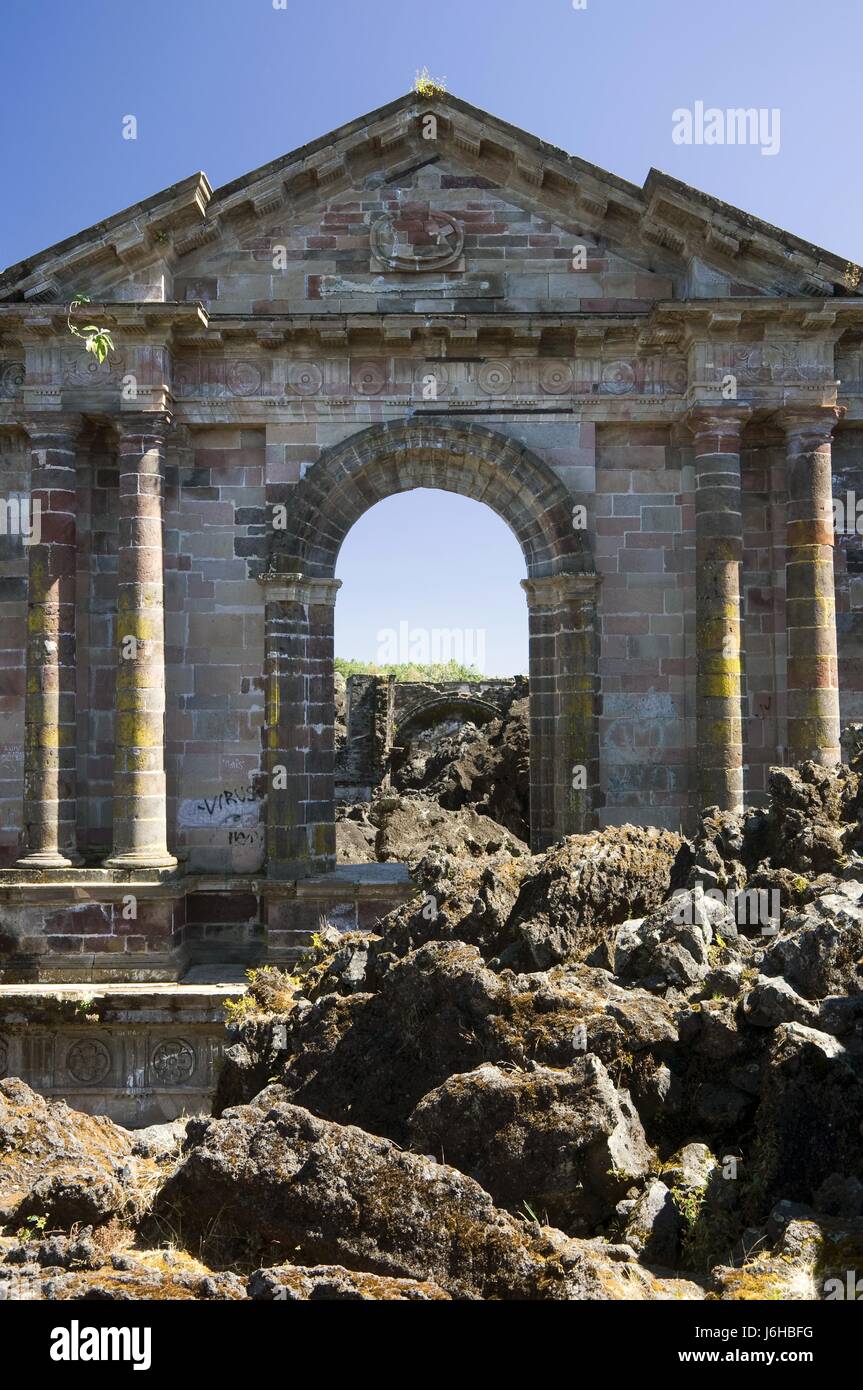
[336,696,531,862]
[2,750,862,1300]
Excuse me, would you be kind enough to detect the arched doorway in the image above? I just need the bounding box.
[260,420,599,878]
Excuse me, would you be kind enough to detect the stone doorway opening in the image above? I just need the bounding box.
[332,483,529,854]
[260,420,599,879]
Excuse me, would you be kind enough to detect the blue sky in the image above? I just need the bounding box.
[2,0,859,673]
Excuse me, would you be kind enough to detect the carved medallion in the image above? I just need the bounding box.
[288,362,324,395]
[477,361,513,396]
[414,363,449,397]
[371,211,464,271]
[65,349,126,383]
[735,343,800,383]
[665,358,688,395]
[152,1039,196,1085]
[351,360,388,395]
[66,1039,111,1085]
[0,361,24,399]
[600,360,637,395]
[539,360,575,395]
[226,361,263,397]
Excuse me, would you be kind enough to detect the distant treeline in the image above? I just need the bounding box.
[335,658,487,683]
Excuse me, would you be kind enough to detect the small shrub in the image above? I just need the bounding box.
[413,66,447,97]
[224,966,300,1022]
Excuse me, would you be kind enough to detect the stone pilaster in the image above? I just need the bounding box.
[17,413,82,867]
[104,414,176,868]
[522,571,600,848]
[688,406,749,812]
[260,573,341,879]
[781,406,842,765]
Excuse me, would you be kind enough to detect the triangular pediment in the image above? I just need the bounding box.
[1,92,860,308]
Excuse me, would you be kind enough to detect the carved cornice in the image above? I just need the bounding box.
[0,302,208,341]
[258,572,342,606]
[0,174,213,303]
[522,572,601,608]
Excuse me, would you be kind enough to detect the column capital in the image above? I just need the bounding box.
[521,570,600,609]
[259,571,342,606]
[113,410,173,443]
[685,403,751,449]
[19,410,83,443]
[776,403,844,446]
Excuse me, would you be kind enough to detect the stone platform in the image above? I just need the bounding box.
[0,865,416,1123]
[0,864,415,983]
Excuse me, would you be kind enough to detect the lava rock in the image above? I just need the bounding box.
[509,825,683,970]
[407,1057,652,1224]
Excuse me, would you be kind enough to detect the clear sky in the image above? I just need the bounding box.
[2,0,859,674]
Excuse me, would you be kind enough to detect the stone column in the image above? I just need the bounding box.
[688,406,749,812]
[260,573,341,879]
[104,414,176,868]
[522,572,600,848]
[781,406,842,765]
[17,413,82,867]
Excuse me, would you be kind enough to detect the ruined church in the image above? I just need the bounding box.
[1,92,862,1117]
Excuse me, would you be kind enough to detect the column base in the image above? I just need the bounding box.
[103,850,178,870]
[16,849,83,869]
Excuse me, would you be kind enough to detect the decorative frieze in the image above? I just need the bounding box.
[170,351,690,402]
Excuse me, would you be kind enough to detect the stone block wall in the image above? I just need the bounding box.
[164,426,267,873]
[594,423,693,827]
[832,432,863,727]
[76,428,120,859]
[0,893,184,982]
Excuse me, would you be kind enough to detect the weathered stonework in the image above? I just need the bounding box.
[336,673,526,799]
[2,92,863,1111]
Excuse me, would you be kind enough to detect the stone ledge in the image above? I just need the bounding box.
[0,977,247,1017]
[0,864,415,902]
[0,976,248,1126]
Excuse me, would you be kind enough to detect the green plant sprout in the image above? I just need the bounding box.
[66,294,114,364]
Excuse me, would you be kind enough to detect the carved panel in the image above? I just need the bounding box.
[65,1038,112,1085]
[370,211,464,271]
[0,361,24,399]
[151,1038,196,1085]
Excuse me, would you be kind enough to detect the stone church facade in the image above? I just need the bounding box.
[2,91,863,1004]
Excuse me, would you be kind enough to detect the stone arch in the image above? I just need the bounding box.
[394,694,503,738]
[261,420,600,878]
[274,419,588,579]
[388,693,506,790]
